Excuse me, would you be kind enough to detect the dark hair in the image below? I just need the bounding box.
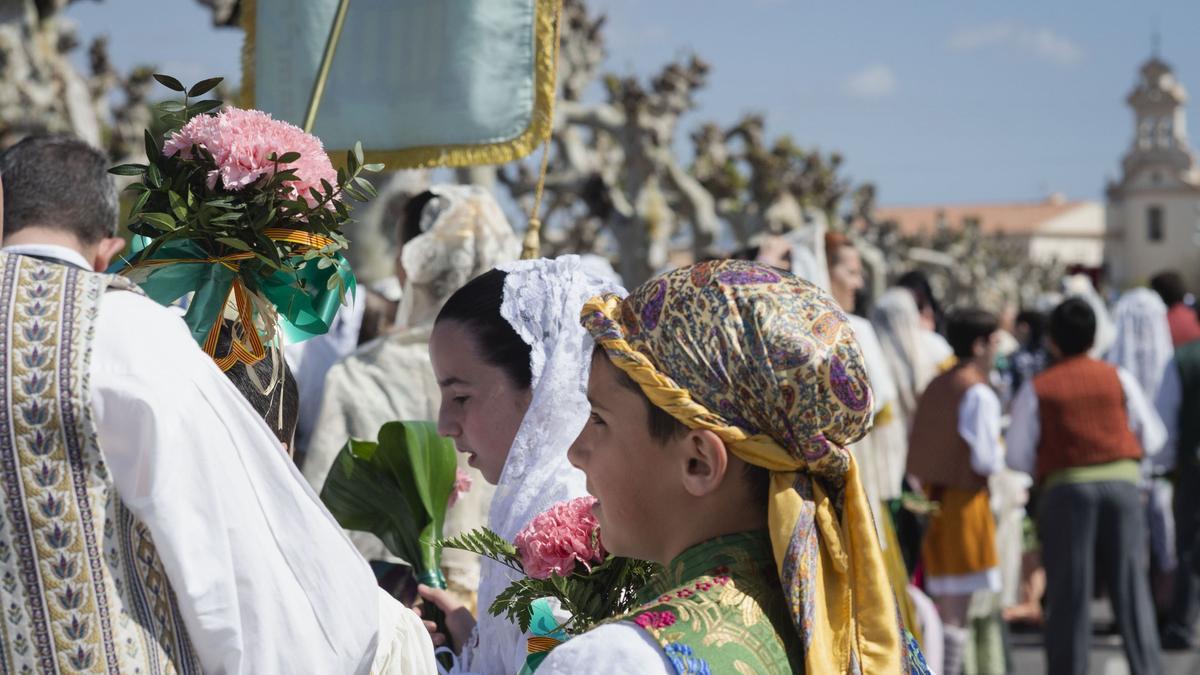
[824,231,854,270]
[1015,309,1047,348]
[1150,270,1187,307]
[398,190,437,246]
[895,270,940,320]
[435,269,533,389]
[0,135,117,244]
[1049,297,1096,357]
[602,349,771,497]
[946,308,999,359]
[215,325,299,445]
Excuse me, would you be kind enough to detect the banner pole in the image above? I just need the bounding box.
[303,0,352,133]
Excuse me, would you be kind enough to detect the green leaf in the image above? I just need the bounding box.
[187,76,224,97]
[353,140,365,166]
[108,163,147,176]
[168,191,188,220]
[153,73,186,92]
[210,212,245,224]
[362,162,385,173]
[270,151,302,164]
[146,163,163,188]
[320,178,335,197]
[325,272,344,292]
[319,422,459,582]
[216,237,252,252]
[353,176,378,199]
[188,99,224,116]
[139,212,177,232]
[144,129,161,161]
[129,189,152,218]
[253,253,284,271]
[156,100,187,113]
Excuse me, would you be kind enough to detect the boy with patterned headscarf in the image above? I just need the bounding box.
[538,260,926,674]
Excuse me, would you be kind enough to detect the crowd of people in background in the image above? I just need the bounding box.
[727,227,1200,674]
[816,244,1200,675]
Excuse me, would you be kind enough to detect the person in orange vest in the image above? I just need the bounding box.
[1007,297,1166,675]
[906,308,1005,675]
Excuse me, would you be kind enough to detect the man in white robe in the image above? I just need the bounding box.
[0,135,434,673]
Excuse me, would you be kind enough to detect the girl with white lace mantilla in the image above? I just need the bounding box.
[417,256,624,674]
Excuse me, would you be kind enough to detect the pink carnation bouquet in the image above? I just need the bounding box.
[514,497,607,579]
[109,74,383,371]
[441,496,659,636]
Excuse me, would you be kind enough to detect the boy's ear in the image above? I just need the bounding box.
[679,429,730,498]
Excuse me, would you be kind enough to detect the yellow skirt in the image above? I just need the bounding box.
[922,487,998,579]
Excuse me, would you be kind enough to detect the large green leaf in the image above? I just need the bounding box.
[319,421,457,586]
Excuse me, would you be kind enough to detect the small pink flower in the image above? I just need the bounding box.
[659,595,672,603]
[162,108,338,209]
[675,589,694,599]
[634,610,677,629]
[694,581,713,592]
[713,576,731,586]
[514,497,606,580]
[447,468,472,509]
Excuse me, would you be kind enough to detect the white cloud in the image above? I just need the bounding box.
[843,64,898,100]
[948,21,1083,67]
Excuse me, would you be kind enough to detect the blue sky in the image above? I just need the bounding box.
[69,0,1200,206]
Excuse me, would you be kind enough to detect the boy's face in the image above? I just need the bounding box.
[569,352,681,562]
[974,330,1002,366]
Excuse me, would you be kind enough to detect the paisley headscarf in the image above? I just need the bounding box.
[581,259,904,674]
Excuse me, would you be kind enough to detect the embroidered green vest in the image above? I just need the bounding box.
[616,530,802,675]
[0,253,201,673]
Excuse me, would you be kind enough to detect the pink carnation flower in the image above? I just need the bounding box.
[447,468,473,509]
[162,108,337,208]
[514,496,606,580]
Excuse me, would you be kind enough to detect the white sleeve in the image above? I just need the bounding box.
[1153,359,1182,472]
[536,622,674,675]
[371,590,437,675]
[1117,367,1167,459]
[849,316,898,415]
[90,290,385,675]
[1005,382,1040,476]
[959,384,1004,476]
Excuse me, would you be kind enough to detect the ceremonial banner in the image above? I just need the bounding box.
[242,0,557,168]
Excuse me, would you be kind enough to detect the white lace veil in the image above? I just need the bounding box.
[1106,287,1174,399]
[398,185,521,330]
[871,287,937,423]
[461,255,625,675]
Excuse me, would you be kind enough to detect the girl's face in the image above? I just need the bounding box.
[430,321,532,484]
[828,245,864,313]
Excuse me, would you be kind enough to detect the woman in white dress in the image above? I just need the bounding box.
[1107,287,1176,608]
[417,256,623,674]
